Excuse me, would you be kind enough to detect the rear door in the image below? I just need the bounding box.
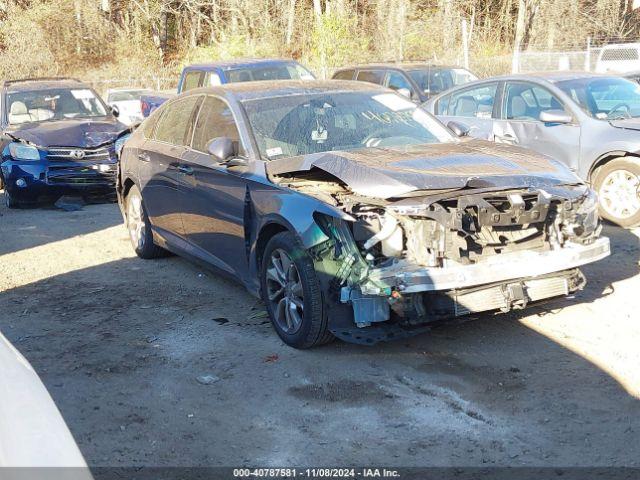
[494,81,581,171]
[138,95,202,240]
[435,81,500,139]
[177,96,250,280]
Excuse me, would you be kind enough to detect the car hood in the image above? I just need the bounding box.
[609,118,640,131]
[266,139,581,199]
[5,118,128,148]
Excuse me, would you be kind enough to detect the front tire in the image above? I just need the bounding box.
[593,158,640,228]
[4,189,20,209]
[125,185,165,259]
[260,231,334,349]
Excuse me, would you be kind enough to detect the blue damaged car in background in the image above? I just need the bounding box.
[0,78,130,208]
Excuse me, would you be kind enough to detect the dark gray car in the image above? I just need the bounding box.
[423,72,640,227]
[117,80,609,348]
[332,63,477,103]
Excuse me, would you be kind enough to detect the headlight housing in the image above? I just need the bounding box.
[115,134,130,158]
[8,142,40,161]
[564,188,600,242]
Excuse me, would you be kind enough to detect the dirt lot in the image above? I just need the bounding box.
[0,200,639,468]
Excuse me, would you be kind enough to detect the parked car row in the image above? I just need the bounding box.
[1,57,631,349]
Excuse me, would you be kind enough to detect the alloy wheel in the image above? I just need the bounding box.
[598,169,640,220]
[265,248,304,335]
[127,193,146,250]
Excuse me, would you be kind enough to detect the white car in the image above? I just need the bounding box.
[0,330,92,474]
[595,43,640,73]
[105,88,152,126]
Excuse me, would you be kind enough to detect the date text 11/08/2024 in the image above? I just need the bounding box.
[233,468,401,478]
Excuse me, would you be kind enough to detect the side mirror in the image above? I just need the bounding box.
[110,105,120,118]
[207,137,246,166]
[447,120,470,137]
[539,109,572,124]
[396,88,411,99]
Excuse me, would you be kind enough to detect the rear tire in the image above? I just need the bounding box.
[125,185,165,259]
[592,158,640,228]
[260,231,334,349]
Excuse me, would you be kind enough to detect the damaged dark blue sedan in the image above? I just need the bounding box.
[1,78,129,207]
[117,80,610,348]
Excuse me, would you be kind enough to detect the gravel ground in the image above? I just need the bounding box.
[0,200,639,468]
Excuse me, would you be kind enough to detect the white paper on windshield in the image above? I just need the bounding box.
[372,93,415,112]
[266,147,283,157]
[311,129,328,142]
[71,89,95,100]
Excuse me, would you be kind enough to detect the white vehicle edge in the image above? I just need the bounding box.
[0,330,92,475]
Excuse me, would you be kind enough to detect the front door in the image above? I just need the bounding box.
[494,81,581,171]
[177,95,250,280]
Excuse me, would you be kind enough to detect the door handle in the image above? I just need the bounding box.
[177,165,194,176]
[496,133,518,144]
[137,152,150,162]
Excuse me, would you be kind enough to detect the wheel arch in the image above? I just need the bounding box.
[588,151,640,181]
[255,221,292,271]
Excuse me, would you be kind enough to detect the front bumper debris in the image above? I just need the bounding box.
[365,236,610,294]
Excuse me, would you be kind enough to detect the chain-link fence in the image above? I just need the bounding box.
[513,39,640,75]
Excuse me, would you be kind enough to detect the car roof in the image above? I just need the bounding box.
[187,79,389,101]
[335,63,467,72]
[184,59,302,72]
[3,78,89,92]
[436,71,620,91]
[107,87,152,92]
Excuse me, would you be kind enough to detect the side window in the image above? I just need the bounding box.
[435,94,451,115]
[153,96,201,145]
[191,96,242,153]
[447,83,498,118]
[204,72,222,87]
[504,82,565,121]
[182,71,202,92]
[333,70,354,80]
[356,70,385,85]
[386,71,413,94]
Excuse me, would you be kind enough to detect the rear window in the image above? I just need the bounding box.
[182,71,202,92]
[226,64,314,83]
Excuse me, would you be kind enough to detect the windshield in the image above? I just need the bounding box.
[242,91,455,159]
[6,88,109,125]
[107,90,150,102]
[408,67,478,95]
[227,63,315,83]
[557,77,640,119]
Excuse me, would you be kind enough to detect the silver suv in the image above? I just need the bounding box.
[424,72,640,227]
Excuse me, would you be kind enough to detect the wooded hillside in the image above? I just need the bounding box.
[0,0,638,86]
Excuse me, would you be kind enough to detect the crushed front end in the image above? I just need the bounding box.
[303,183,609,343]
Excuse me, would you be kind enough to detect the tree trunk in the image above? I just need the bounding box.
[286,0,295,46]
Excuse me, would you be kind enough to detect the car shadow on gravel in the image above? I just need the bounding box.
[1,228,639,466]
[1,200,639,466]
